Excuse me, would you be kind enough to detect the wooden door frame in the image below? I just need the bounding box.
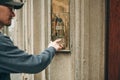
[105,0,109,80]
[105,0,120,79]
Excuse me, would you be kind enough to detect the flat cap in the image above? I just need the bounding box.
[0,0,24,9]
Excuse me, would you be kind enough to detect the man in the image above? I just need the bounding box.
[0,0,63,80]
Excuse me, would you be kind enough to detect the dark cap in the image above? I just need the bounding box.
[0,0,24,9]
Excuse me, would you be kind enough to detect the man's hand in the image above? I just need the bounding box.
[48,39,63,51]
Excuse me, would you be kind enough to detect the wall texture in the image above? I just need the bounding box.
[9,0,105,80]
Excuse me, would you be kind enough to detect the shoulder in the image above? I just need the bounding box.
[0,33,14,46]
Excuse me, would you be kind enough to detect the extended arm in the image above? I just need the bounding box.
[0,34,57,73]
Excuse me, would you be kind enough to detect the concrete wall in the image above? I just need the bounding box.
[9,0,105,80]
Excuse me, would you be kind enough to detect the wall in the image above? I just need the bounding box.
[70,0,105,79]
[9,0,105,80]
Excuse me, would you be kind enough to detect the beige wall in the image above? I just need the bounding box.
[9,0,105,80]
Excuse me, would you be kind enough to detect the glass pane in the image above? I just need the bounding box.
[51,0,70,50]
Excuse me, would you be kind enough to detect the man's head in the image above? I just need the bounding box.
[0,0,24,27]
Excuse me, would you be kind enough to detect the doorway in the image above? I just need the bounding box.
[106,0,120,80]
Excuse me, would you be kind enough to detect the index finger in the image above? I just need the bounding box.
[54,39,62,43]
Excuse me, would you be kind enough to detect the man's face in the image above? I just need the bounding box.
[0,5,15,26]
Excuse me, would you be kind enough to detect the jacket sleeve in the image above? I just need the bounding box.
[0,35,56,73]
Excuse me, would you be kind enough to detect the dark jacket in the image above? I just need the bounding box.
[0,32,56,80]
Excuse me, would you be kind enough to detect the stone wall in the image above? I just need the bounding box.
[9,0,105,80]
